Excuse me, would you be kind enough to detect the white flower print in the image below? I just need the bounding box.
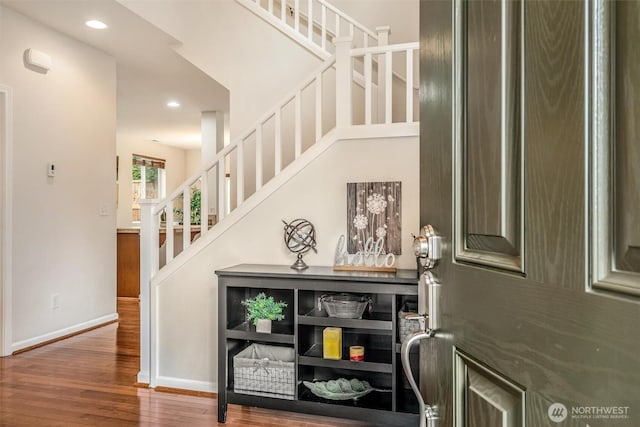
[366,193,387,215]
[353,214,368,230]
[376,227,387,239]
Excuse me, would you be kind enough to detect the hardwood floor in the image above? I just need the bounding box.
[0,298,371,426]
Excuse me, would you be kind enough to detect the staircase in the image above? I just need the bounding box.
[135,0,419,389]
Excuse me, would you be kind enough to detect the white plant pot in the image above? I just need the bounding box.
[255,319,272,334]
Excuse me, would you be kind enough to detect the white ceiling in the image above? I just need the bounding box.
[1,0,229,150]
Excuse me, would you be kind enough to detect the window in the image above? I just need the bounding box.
[131,154,166,221]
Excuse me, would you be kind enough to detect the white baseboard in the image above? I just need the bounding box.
[137,371,150,385]
[155,375,217,394]
[11,312,119,353]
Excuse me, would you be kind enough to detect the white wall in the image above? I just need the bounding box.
[154,136,418,390]
[116,137,193,228]
[185,149,202,178]
[118,0,322,139]
[0,6,117,349]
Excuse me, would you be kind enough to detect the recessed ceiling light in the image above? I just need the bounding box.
[167,101,181,108]
[85,20,108,30]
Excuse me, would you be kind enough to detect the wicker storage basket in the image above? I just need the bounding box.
[398,302,421,342]
[233,343,295,400]
[320,294,373,319]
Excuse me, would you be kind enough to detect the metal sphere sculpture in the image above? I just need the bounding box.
[282,218,317,270]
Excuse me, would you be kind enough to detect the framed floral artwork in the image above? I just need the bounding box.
[347,182,402,255]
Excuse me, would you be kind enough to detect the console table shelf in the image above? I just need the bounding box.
[298,309,392,330]
[226,322,295,344]
[217,264,420,427]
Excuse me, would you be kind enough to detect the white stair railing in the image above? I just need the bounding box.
[139,57,337,287]
[139,37,419,386]
[237,0,378,58]
[351,41,419,125]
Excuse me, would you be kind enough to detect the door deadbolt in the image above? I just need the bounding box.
[413,225,442,270]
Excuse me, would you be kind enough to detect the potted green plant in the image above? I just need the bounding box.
[241,292,287,334]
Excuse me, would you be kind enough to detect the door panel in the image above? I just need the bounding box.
[419,0,640,426]
[454,349,525,427]
[591,0,640,296]
[459,0,523,272]
[523,0,586,288]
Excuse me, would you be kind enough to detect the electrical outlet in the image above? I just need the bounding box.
[51,293,60,310]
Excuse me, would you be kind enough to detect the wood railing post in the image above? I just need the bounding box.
[138,199,159,386]
[376,26,390,123]
[334,36,353,128]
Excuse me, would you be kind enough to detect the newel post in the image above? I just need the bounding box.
[376,26,390,123]
[334,36,354,128]
[138,199,160,385]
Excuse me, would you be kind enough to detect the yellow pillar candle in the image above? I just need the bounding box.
[323,327,342,360]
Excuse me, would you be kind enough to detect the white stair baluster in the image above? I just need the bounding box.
[295,91,302,158]
[218,161,226,221]
[376,26,390,123]
[236,141,244,204]
[294,0,300,31]
[166,206,174,263]
[200,172,209,235]
[364,52,372,125]
[183,189,191,250]
[385,50,392,124]
[281,0,287,22]
[406,48,414,123]
[315,72,322,141]
[275,109,282,174]
[256,125,263,190]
